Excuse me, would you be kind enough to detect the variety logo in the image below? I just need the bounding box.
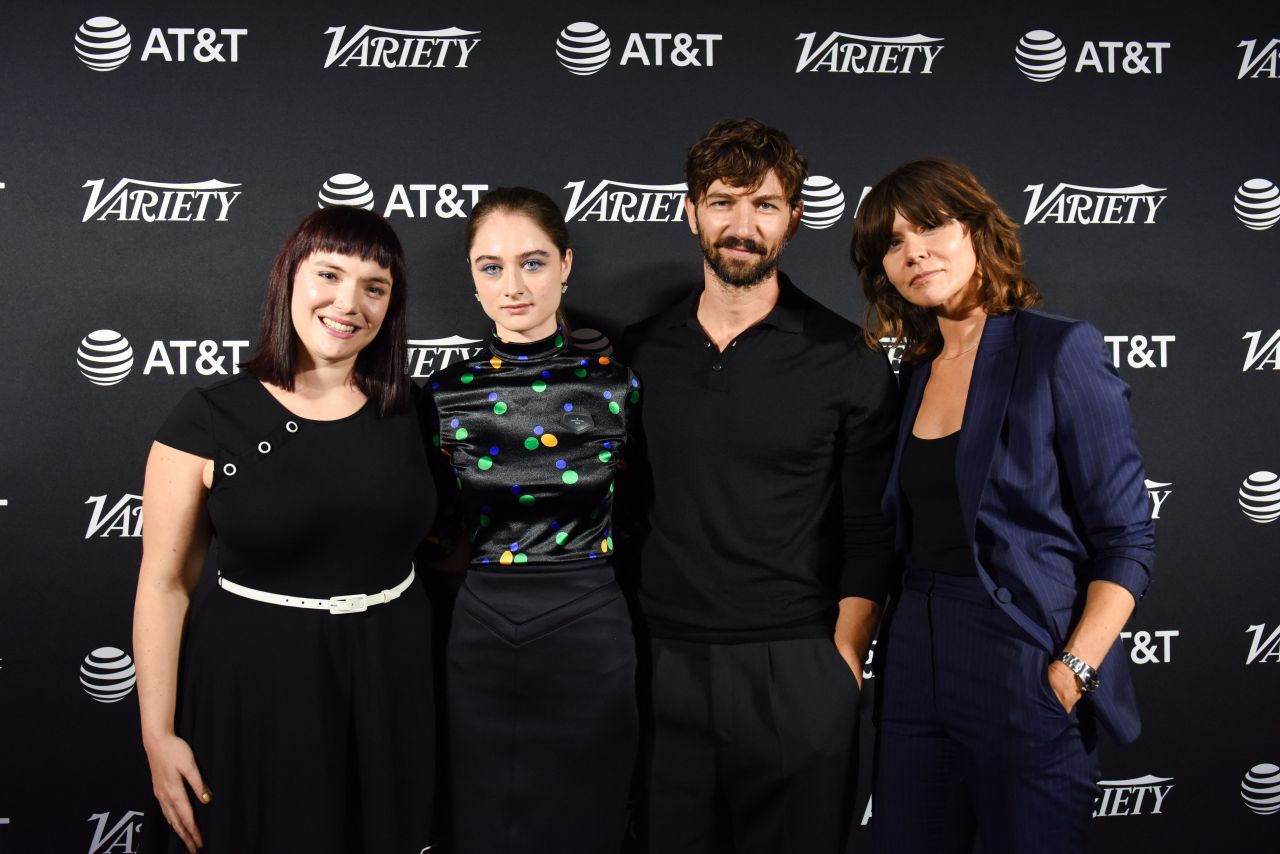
[554,23,720,75]
[800,176,845,229]
[80,647,136,703]
[1239,471,1280,523]
[564,179,688,223]
[409,335,484,379]
[1119,629,1178,664]
[570,328,613,357]
[85,494,143,539]
[878,337,906,374]
[1093,774,1174,817]
[1243,331,1280,371]
[82,178,242,222]
[1146,479,1173,520]
[1104,334,1174,368]
[1246,624,1280,665]
[318,174,487,219]
[87,811,144,853]
[75,17,132,71]
[860,793,873,826]
[862,638,877,681]
[1242,764,1280,814]
[1238,39,1280,79]
[77,330,134,386]
[1023,182,1166,224]
[796,32,944,74]
[1234,179,1280,231]
[1014,30,1169,82]
[322,25,480,68]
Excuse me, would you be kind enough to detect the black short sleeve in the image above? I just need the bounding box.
[155,387,216,458]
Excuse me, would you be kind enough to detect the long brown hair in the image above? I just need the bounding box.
[852,157,1040,362]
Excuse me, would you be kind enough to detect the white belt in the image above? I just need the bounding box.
[218,566,415,615]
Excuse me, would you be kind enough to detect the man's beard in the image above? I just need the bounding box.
[699,233,785,288]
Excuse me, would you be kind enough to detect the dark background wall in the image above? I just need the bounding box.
[1,1,1278,851]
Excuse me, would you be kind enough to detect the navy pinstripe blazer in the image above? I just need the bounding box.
[884,309,1155,744]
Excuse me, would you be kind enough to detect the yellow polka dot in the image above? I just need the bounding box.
[600,538,610,553]
[500,551,514,565]
[598,356,611,365]
[540,434,559,447]
[490,357,503,369]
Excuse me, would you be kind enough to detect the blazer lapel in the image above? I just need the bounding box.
[956,312,1021,541]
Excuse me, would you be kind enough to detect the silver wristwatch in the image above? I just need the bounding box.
[1057,651,1100,693]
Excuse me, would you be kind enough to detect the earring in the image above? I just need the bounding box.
[473,292,480,301]
[561,282,568,293]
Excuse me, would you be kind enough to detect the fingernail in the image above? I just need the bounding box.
[200,791,212,803]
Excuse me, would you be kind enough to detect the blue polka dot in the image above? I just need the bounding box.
[510,542,519,551]
[481,557,491,564]
[555,460,567,470]
[603,390,613,399]
[488,392,498,402]
[579,359,588,366]
[534,425,545,435]
[589,552,598,559]
[511,484,521,494]
[482,504,491,513]
[550,520,561,531]
[450,418,459,428]
[564,403,574,412]
[430,382,439,390]
[604,441,613,448]
[541,370,551,378]
[518,355,529,361]
[631,378,639,388]
[489,446,500,455]
[471,365,482,372]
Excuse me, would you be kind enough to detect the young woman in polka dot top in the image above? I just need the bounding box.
[426,187,640,853]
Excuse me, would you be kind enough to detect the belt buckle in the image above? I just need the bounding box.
[328,594,368,615]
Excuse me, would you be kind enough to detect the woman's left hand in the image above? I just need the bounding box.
[1046,660,1083,714]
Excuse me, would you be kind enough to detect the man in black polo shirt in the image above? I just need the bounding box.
[620,118,898,853]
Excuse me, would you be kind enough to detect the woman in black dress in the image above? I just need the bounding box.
[133,208,437,853]
[428,187,639,853]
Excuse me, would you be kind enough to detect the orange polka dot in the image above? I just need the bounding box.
[600,538,610,553]
[540,434,559,447]
[598,356,611,365]
[499,551,514,565]
[490,357,503,369]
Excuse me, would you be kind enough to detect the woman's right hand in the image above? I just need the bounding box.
[144,732,210,853]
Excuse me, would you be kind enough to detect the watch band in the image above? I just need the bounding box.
[1058,651,1100,693]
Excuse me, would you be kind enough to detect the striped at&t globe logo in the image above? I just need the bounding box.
[570,328,613,357]
[1241,764,1280,815]
[1239,471,1280,523]
[1015,30,1067,82]
[800,176,846,230]
[1234,179,1280,231]
[319,173,375,209]
[556,23,611,76]
[77,330,133,386]
[75,17,131,72]
[80,647,137,703]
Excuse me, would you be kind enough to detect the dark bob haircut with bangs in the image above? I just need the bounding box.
[685,117,808,207]
[241,207,411,417]
[852,157,1041,363]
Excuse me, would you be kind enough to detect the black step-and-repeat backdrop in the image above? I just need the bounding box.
[1,1,1277,851]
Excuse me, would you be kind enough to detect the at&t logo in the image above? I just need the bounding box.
[77,330,133,386]
[86,494,143,539]
[82,178,242,222]
[1238,39,1280,79]
[1104,334,1174,368]
[318,174,486,219]
[1023,182,1166,224]
[1246,624,1280,665]
[1239,472,1280,523]
[75,16,246,71]
[76,331,249,385]
[799,177,845,229]
[1014,30,1168,82]
[1146,479,1172,519]
[1242,764,1280,814]
[323,24,479,68]
[409,335,484,379]
[80,647,136,703]
[1092,775,1174,817]
[87,811,144,853]
[796,32,944,74]
[554,23,720,75]
[1119,629,1178,664]
[1234,179,1280,231]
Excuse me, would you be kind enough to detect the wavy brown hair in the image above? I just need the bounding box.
[851,157,1040,362]
[685,117,808,207]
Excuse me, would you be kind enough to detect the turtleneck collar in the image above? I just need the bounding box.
[488,327,569,362]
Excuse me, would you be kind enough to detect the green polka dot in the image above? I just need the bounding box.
[606,536,614,550]
[455,427,469,440]
[629,390,640,404]
[574,367,587,378]
[598,450,612,463]
[518,494,535,507]
[431,433,441,447]
[554,333,565,348]
[608,401,621,415]
[555,531,569,546]
[494,401,508,415]
[477,456,493,471]
[562,470,579,485]
[514,553,529,564]
[479,514,491,527]
[524,437,539,450]
[460,373,475,384]
[532,379,547,392]
[608,482,614,494]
